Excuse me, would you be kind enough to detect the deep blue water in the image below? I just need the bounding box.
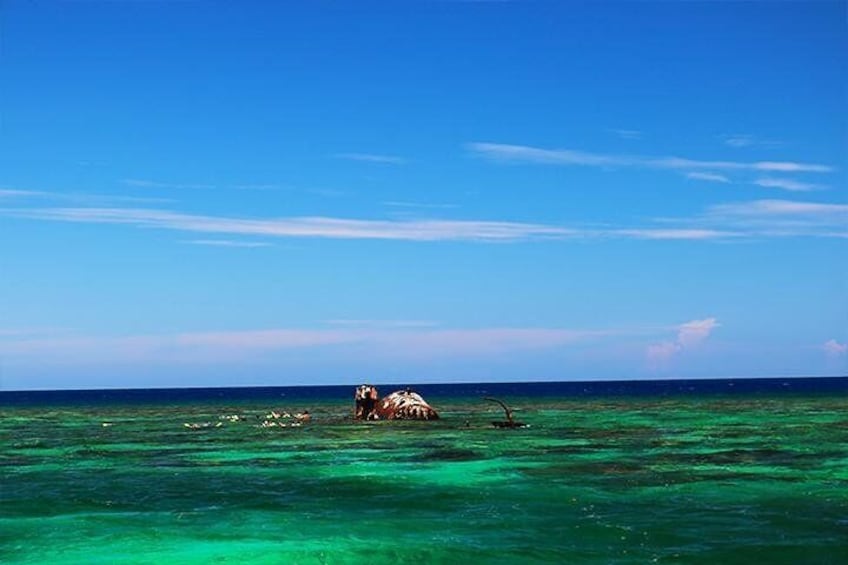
[2,376,845,406]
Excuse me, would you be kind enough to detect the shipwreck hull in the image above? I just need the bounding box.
[354,385,439,421]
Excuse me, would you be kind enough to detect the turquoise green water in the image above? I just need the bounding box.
[2,395,846,564]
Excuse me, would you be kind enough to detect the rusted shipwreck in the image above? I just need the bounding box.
[354,385,439,421]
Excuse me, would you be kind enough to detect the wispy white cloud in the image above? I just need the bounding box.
[707,200,848,217]
[382,201,459,210]
[754,178,826,192]
[3,207,574,242]
[325,319,440,328]
[677,318,720,348]
[0,189,49,198]
[122,178,215,190]
[377,328,602,358]
[334,153,407,165]
[646,341,679,364]
[307,188,345,198]
[612,228,739,240]
[468,142,834,173]
[647,318,719,365]
[686,172,731,183]
[1,187,173,205]
[720,134,782,148]
[174,329,355,351]
[609,129,642,140]
[0,325,620,364]
[0,330,336,364]
[0,327,74,337]
[6,198,847,243]
[650,199,848,239]
[469,142,622,167]
[823,339,847,357]
[182,239,272,248]
[72,193,175,205]
[231,184,284,191]
[722,134,756,148]
[123,179,286,192]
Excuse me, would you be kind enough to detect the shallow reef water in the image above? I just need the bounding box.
[2,390,847,564]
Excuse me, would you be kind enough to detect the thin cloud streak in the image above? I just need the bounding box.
[706,199,848,218]
[325,320,440,328]
[0,326,622,364]
[382,201,459,210]
[720,134,782,148]
[651,199,848,239]
[468,142,834,173]
[182,239,272,248]
[1,187,173,205]
[232,184,284,191]
[334,153,407,165]
[0,327,74,337]
[610,129,642,140]
[123,179,285,192]
[686,172,730,183]
[381,328,602,358]
[612,228,740,240]
[754,178,825,192]
[4,207,574,242]
[122,178,215,190]
[723,134,756,148]
[4,199,846,243]
[0,189,50,198]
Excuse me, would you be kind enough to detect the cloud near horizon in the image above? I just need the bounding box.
[0,326,619,366]
[823,339,847,358]
[647,317,719,365]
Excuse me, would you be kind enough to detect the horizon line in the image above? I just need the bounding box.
[2,374,845,393]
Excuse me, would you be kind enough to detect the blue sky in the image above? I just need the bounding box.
[1,1,845,390]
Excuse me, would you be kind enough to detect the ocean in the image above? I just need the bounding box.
[2,377,846,564]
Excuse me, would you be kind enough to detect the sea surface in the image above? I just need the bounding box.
[2,378,847,564]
